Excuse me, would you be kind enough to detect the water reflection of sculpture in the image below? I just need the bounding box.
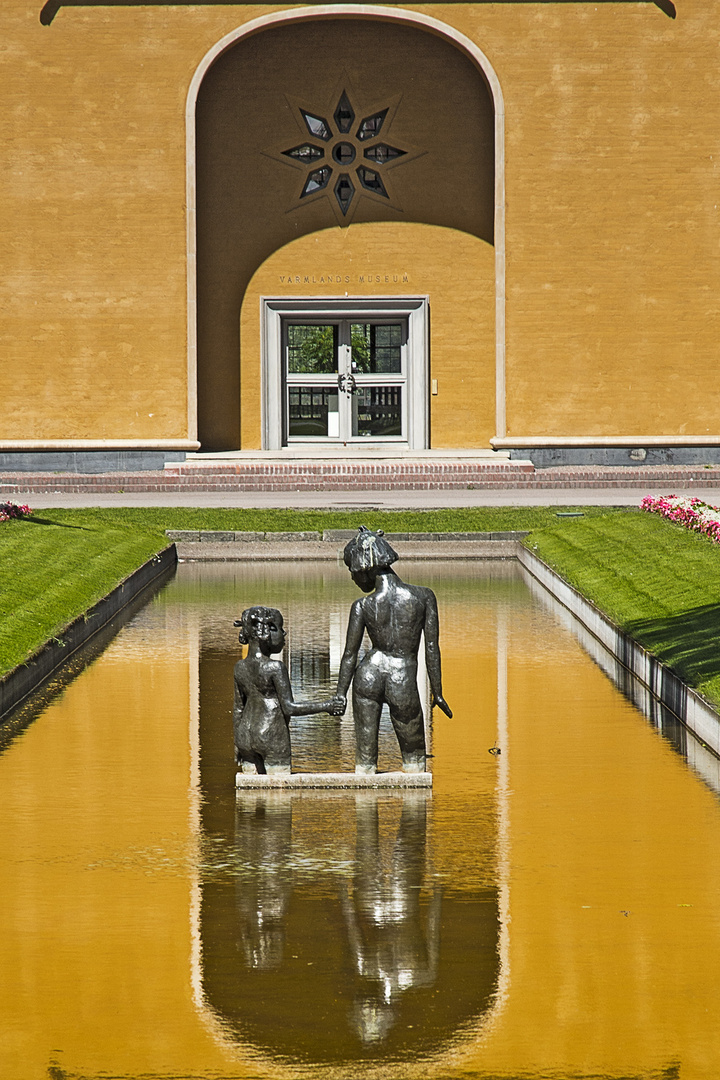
[234,792,293,969]
[337,527,453,774]
[341,791,441,1044]
[233,790,440,1042]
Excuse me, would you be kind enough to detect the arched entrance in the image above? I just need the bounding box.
[189,11,503,451]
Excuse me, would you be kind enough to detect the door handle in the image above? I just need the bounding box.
[337,373,358,396]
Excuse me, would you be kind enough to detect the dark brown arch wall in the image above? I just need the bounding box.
[195,17,495,450]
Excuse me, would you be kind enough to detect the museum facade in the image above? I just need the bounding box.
[3,0,717,469]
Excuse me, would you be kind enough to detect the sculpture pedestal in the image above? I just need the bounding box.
[235,771,432,789]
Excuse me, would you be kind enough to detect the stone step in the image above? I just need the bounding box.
[162,460,536,476]
[3,463,720,493]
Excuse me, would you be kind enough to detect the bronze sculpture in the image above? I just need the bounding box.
[233,606,342,775]
[335,527,452,774]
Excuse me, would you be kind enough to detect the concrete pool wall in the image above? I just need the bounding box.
[517,545,720,761]
[0,544,177,722]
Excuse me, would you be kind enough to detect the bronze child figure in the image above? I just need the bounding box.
[233,606,342,775]
[335,527,452,775]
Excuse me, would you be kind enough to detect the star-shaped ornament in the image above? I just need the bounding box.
[265,83,423,225]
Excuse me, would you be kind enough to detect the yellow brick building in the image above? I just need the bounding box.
[2,0,717,469]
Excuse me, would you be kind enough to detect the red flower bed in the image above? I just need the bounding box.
[641,494,720,544]
[0,502,32,523]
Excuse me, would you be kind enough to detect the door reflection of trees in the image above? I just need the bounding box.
[235,793,294,971]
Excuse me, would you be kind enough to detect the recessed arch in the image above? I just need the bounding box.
[186,7,506,449]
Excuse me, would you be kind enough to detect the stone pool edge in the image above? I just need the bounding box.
[0,543,177,721]
[518,545,720,758]
[170,529,529,562]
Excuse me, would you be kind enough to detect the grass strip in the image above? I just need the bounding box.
[28,505,617,535]
[0,514,167,678]
[528,512,720,707]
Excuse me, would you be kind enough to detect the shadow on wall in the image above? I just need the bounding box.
[625,603,720,695]
[40,1,677,27]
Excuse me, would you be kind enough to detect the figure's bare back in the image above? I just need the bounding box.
[360,578,430,658]
[235,657,286,727]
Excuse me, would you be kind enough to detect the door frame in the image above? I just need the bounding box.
[261,296,430,450]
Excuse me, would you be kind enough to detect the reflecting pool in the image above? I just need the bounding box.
[2,560,720,1080]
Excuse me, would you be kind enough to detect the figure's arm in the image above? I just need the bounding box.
[335,599,366,705]
[424,591,453,718]
[271,663,343,719]
[233,666,247,725]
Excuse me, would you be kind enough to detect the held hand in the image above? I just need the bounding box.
[325,695,347,716]
[431,693,453,718]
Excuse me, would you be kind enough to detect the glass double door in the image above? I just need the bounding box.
[285,319,407,444]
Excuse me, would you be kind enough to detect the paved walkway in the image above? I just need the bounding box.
[7,484,720,510]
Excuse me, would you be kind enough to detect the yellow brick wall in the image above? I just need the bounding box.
[1,0,718,448]
[1,1,205,441]
[482,0,720,439]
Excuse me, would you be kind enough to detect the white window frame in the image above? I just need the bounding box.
[261,296,429,451]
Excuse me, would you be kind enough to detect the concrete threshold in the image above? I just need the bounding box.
[179,448,515,462]
[236,771,432,789]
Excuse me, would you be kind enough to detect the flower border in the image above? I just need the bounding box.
[0,502,32,523]
[641,494,720,544]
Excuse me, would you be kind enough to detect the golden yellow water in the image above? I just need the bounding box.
[2,560,720,1080]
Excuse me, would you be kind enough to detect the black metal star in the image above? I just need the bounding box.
[279,89,411,219]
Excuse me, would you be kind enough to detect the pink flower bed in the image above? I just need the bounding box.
[0,502,32,523]
[641,494,720,544]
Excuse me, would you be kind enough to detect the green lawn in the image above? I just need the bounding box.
[3,504,720,710]
[0,512,168,678]
[30,505,612,535]
[527,511,720,706]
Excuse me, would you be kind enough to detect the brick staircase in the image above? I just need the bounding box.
[3,455,720,493]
